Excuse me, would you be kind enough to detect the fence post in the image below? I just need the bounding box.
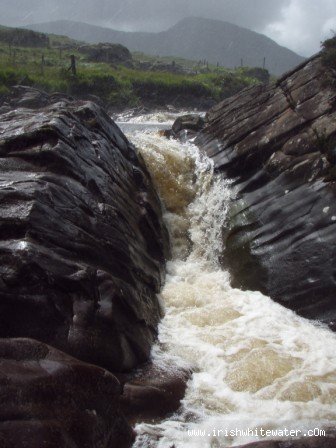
[41,54,45,75]
[69,54,76,76]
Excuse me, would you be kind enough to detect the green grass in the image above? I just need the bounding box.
[320,34,336,89]
[0,28,269,110]
[321,35,336,71]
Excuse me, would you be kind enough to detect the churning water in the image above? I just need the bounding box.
[117,112,336,448]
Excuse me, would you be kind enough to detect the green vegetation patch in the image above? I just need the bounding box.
[0,26,270,110]
[321,35,336,71]
[321,34,336,89]
[0,27,49,48]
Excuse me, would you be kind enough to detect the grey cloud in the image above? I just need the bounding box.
[0,0,335,55]
[0,0,288,30]
[98,0,288,31]
[264,0,336,56]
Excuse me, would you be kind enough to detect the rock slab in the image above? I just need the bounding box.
[197,55,336,322]
[0,90,169,372]
[0,87,172,447]
[0,338,134,448]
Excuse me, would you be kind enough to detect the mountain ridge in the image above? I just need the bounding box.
[26,17,305,76]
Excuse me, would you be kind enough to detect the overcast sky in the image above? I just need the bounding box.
[0,0,335,56]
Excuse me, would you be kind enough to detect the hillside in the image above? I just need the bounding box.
[0,24,49,47]
[0,24,268,111]
[26,17,305,76]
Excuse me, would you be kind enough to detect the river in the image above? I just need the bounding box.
[116,111,336,448]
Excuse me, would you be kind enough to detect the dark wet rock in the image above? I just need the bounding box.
[197,54,336,321]
[158,129,174,139]
[119,361,191,424]
[1,85,73,110]
[328,321,336,332]
[0,91,169,372]
[0,88,170,446]
[0,338,134,448]
[232,428,336,447]
[0,105,11,115]
[2,86,107,112]
[172,114,205,135]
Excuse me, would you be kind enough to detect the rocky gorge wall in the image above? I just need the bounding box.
[0,87,170,447]
[196,54,336,324]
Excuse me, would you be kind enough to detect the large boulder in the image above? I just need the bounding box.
[0,89,169,372]
[0,85,71,110]
[197,54,336,322]
[170,113,206,141]
[119,361,191,424]
[78,43,132,65]
[0,338,133,448]
[172,113,205,136]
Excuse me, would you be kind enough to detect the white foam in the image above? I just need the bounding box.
[116,110,201,125]
[126,116,336,448]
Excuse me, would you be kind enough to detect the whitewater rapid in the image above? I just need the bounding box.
[117,112,336,448]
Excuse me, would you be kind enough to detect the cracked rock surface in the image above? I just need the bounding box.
[0,88,170,447]
[0,338,134,448]
[0,92,169,372]
[197,55,336,322]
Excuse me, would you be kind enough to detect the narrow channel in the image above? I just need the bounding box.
[117,112,336,448]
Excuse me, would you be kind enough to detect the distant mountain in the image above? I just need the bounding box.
[27,17,305,75]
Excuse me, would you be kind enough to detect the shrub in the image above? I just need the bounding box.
[0,68,33,88]
[213,72,254,100]
[321,35,336,71]
[67,73,118,97]
[0,28,49,48]
[242,67,270,84]
[321,35,336,88]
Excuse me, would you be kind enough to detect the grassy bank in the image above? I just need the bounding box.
[0,28,269,110]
